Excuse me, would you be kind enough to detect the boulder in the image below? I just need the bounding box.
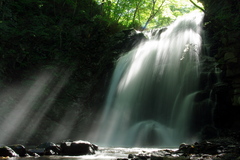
[28,142,60,155]
[44,145,61,155]
[0,146,19,157]
[27,148,45,156]
[60,140,98,155]
[8,144,28,157]
[26,150,40,157]
[178,143,195,155]
[178,141,223,155]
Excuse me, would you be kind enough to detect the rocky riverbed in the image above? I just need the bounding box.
[0,139,240,160]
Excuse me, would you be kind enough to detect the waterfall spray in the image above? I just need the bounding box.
[89,11,204,147]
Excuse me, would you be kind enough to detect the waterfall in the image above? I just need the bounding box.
[89,11,204,147]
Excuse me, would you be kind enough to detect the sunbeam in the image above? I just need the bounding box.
[0,68,72,145]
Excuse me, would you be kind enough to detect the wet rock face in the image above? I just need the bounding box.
[203,2,240,106]
[196,0,240,140]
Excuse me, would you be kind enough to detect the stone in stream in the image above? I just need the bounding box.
[28,142,60,155]
[8,144,28,157]
[0,146,19,157]
[60,140,98,156]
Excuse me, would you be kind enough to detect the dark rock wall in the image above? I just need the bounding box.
[198,0,240,138]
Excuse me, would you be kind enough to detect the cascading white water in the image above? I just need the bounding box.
[89,11,204,147]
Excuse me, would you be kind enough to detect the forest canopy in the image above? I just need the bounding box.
[97,0,204,29]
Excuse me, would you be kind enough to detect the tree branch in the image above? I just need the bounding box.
[189,0,205,13]
[143,0,166,30]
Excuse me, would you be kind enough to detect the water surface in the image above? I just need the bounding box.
[18,147,177,160]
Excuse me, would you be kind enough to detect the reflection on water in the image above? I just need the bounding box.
[17,147,177,160]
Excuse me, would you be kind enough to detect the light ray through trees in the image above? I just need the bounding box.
[0,68,72,144]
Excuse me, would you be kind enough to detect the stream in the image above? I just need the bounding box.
[18,147,177,160]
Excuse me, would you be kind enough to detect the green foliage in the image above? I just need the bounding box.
[97,0,204,29]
